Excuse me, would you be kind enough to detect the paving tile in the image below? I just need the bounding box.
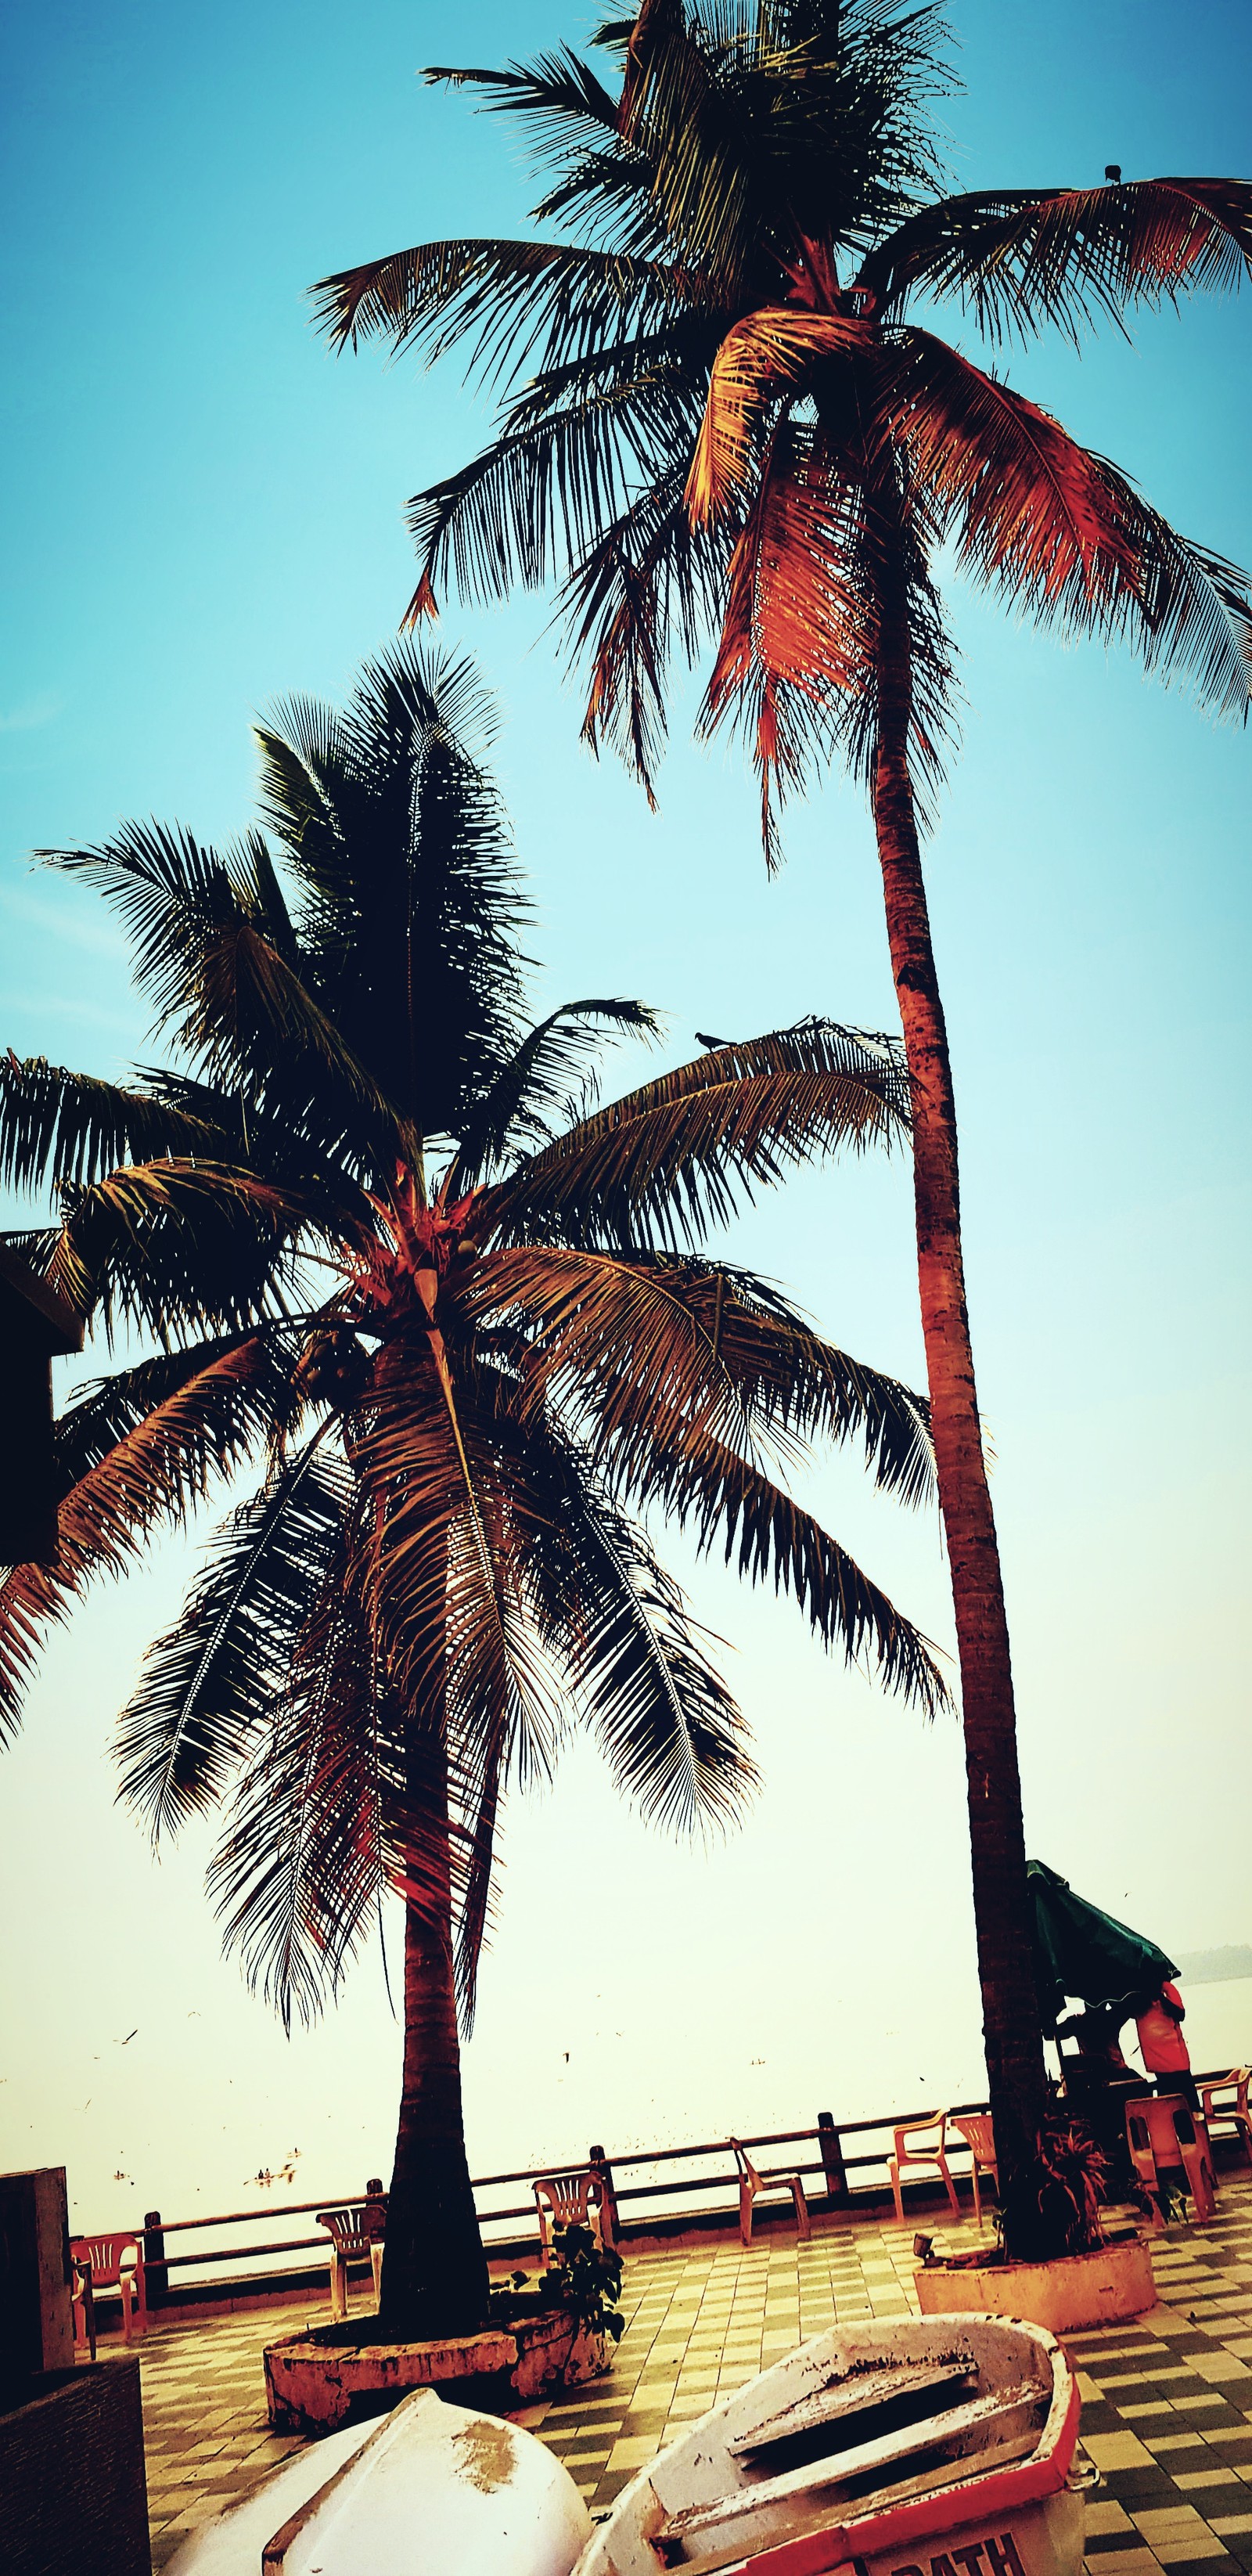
[88,2165,1252,2571]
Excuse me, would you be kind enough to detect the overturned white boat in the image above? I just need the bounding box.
[164,2383,592,2575]
[573,2312,1083,2576]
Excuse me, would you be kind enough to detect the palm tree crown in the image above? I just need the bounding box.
[0,639,943,2332]
[312,0,1252,854]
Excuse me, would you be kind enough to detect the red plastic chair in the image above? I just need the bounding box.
[70,2232,146,2346]
[952,2113,999,2228]
[1200,2069,1252,2168]
[888,2112,960,2225]
[1125,2094,1217,2225]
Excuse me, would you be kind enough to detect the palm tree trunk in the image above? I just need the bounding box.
[872,581,1051,2253]
[376,1727,491,2339]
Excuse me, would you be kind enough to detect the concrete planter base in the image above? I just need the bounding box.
[265,2311,611,2434]
[915,2236,1157,2334]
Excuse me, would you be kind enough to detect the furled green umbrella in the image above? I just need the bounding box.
[1027,1861,1178,2031]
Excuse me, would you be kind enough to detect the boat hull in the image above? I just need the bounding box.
[573,2314,1082,2576]
[164,2384,592,2575]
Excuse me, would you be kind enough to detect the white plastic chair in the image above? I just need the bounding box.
[888,2112,960,2225]
[730,2138,811,2247]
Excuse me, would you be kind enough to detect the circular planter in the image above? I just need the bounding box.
[914,2235,1157,2334]
[265,2311,612,2436]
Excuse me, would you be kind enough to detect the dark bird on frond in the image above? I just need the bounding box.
[695,1032,732,1050]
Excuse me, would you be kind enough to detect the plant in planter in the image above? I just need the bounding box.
[0,638,946,2352]
[998,2118,1109,2265]
[494,2225,625,2345]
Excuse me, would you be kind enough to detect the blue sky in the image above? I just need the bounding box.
[1,3,1249,2218]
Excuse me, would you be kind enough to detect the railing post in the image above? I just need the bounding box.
[143,2208,168,2308]
[817,2113,851,2211]
[588,2143,620,2250]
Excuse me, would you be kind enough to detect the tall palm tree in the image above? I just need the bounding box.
[311,2,1252,2249]
[0,639,944,2338]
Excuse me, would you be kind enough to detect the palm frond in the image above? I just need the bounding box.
[257,641,530,1141]
[651,1421,948,1709]
[697,413,871,862]
[207,1547,396,2029]
[562,465,726,802]
[0,1333,287,1741]
[311,233,686,388]
[403,364,690,619]
[46,1158,310,1346]
[617,0,760,291]
[511,1410,756,1832]
[686,307,869,521]
[453,996,660,1181]
[860,178,1252,344]
[884,330,1252,715]
[113,1436,347,1842]
[603,1259,936,1502]
[0,1057,218,1200]
[483,1018,909,1248]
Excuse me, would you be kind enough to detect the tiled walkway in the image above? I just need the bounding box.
[98,2174,1252,2571]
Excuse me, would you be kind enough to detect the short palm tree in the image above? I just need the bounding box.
[312,2,1252,2247]
[0,640,944,2337]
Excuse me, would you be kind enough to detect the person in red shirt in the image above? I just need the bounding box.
[1135,1980,1199,2112]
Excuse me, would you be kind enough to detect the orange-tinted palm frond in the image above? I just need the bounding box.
[699,416,874,863]
[860,178,1252,343]
[467,1247,933,1531]
[883,330,1140,611]
[883,330,1252,712]
[349,1335,556,1793]
[484,1018,908,1247]
[466,1243,760,1474]
[0,1333,287,1744]
[687,307,869,522]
